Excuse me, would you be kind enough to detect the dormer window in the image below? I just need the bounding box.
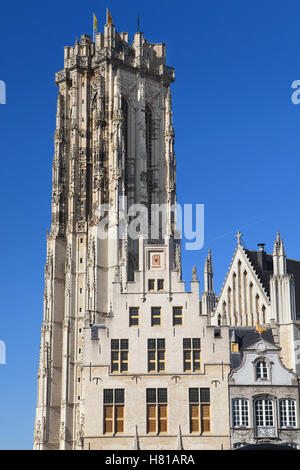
[255,359,268,380]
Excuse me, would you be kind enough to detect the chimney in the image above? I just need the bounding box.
[257,243,267,271]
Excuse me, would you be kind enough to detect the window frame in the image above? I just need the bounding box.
[232,398,249,428]
[148,338,165,372]
[151,307,161,327]
[183,338,201,372]
[111,339,129,373]
[129,307,139,327]
[146,388,168,434]
[189,388,211,434]
[173,306,183,326]
[255,358,269,380]
[103,389,125,435]
[279,398,297,429]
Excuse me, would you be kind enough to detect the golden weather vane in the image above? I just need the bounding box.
[255,323,267,338]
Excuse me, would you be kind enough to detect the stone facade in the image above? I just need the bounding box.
[229,331,300,448]
[34,18,300,451]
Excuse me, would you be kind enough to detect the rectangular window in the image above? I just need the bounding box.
[148,338,165,372]
[111,339,129,373]
[232,398,249,427]
[280,399,296,428]
[189,388,210,433]
[157,279,164,291]
[183,338,201,372]
[151,307,161,326]
[148,279,155,291]
[146,388,168,434]
[103,389,125,434]
[129,307,139,327]
[173,307,183,326]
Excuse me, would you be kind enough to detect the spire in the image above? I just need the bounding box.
[204,248,214,292]
[273,232,286,275]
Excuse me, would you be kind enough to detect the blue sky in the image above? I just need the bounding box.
[0,0,299,449]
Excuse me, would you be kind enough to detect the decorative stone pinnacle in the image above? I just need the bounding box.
[235,230,243,245]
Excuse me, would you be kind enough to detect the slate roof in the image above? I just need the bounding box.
[229,327,275,370]
[245,249,300,316]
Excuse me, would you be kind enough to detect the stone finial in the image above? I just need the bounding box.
[192,266,197,281]
[235,230,243,245]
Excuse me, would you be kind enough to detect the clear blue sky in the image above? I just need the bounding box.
[0,0,299,449]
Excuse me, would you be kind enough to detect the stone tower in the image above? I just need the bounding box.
[34,20,176,449]
[34,19,231,451]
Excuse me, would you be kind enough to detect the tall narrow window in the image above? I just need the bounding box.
[145,104,154,230]
[280,399,296,428]
[148,338,165,372]
[129,307,139,327]
[255,398,275,437]
[122,97,129,196]
[232,398,249,427]
[151,307,161,326]
[183,338,201,372]
[103,389,125,434]
[255,359,268,380]
[173,306,183,326]
[111,339,129,373]
[146,388,168,434]
[189,388,211,433]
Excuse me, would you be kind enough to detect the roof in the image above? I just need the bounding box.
[245,249,300,316]
[229,327,275,370]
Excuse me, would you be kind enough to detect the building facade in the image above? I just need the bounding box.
[228,327,300,448]
[34,20,231,450]
[34,19,300,451]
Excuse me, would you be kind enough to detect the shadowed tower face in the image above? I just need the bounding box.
[34,19,177,450]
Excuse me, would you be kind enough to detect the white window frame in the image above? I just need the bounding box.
[279,399,297,428]
[232,398,249,428]
[255,358,269,380]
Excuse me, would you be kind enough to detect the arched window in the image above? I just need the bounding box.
[121,96,129,195]
[255,359,268,380]
[145,104,154,215]
[254,397,275,437]
[262,305,266,324]
[217,314,221,326]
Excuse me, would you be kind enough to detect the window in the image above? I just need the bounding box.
[189,388,210,433]
[256,359,268,380]
[111,339,128,373]
[145,104,154,216]
[231,342,239,353]
[173,307,183,326]
[148,339,165,372]
[122,97,130,198]
[129,307,139,327]
[232,398,249,427]
[255,398,275,437]
[146,388,167,434]
[151,307,161,326]
[157,279,164,291]
[280,399,296,428]
[148,279,155,291]
[103,389,125,434]
[183,338,201,372]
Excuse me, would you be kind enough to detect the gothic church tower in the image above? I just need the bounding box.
[34,18,231,451]
[34,19,179,449]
